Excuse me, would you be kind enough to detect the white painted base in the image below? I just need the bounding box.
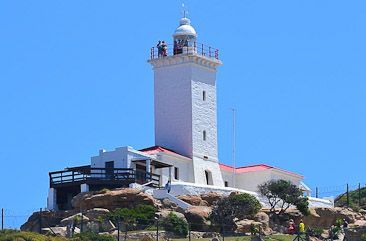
[47,188,57,211]
[81,183,89,193]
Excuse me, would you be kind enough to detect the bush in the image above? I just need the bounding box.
[258,179,310,216]
[306,227,324,238]
[72,232,115,241]
[162,212,188,237]
[108,204,157,228]
[210,192,262,228]
[362,232,366,241]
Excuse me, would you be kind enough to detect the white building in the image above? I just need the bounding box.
[48,16,330,211]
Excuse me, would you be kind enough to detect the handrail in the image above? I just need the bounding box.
[50,167,160,188]
[150,42,219,60]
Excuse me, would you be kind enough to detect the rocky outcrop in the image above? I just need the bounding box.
[184,206,212,230]
[20,210,76,232]
[282,207,364,228]
[235,219,263,233]
[201,192,222,206]
[72,188,157,210]
[178,195,208,206]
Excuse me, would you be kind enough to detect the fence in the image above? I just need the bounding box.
[313,183,366,208]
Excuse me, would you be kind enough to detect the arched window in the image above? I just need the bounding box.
[205,170,213,185]
[203,91,206,101]
[203,130,206,141]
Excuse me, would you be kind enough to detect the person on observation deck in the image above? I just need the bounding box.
[161,41,167,57]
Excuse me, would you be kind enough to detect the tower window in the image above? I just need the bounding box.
[203,130,206,141]
[174,167,179,180]
[224,181,229,187]
[203,91,206,101]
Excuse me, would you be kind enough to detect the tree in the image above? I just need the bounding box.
[258,179,309,216]
[210,192,262,229]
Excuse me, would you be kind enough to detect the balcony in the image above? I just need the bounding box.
[49,166,161,189]
[150,42,219,60]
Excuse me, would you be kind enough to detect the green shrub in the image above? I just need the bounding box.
[162,212,188,237]
[362,232,366,241]
[108,204,157,228]
[72,232,115,241]
[306,227,323,238]
[0,230,66,241]
[210,192,262,228]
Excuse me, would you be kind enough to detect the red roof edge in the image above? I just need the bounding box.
[139,146,189,159]
[219,163,303,178]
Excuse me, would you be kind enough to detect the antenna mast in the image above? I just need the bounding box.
[232,108,236,188]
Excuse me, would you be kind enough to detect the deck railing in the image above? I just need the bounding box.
[49,167,160,188]
[150,42,219,60]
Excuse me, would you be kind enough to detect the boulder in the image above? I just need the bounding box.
[71,188,157,210]
[60,213,90,227]
[235,219,262,233]
[156,210,186,221]
[178,195,208,206]
[184,206,212,231]
[200,192,222,206]
[84,208,110,220]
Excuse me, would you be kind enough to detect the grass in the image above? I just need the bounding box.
[171,234,297,241]
[0,229,67,241]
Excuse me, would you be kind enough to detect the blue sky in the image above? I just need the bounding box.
[0,0,365,228]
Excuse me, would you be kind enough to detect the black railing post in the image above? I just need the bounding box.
[359,183,361,207]
[117,218,120,241]
[347,184,350,207]
[39,208,42,234]
[316,187,318,198]
[188,223,191,241]
[156,218,159,241]
[1,208,4,230]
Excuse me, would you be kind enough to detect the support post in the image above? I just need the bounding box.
[156,219,159,241]
[1,208,3,230]
[316,187,318,198]
[117,218,120,241]
[359,183,361,207]
[188,223,191,241]
[39,208,42,234]
[80,209,83,233]
[347,184,350,207]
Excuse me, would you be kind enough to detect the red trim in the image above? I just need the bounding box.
[139,146,189,159]
[219,163,303,178]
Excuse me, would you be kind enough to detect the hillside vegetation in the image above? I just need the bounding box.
[335,186,366,209]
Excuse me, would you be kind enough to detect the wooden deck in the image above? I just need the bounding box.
[49,166,161,188]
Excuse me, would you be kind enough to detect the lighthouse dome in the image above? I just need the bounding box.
[173,17,197,38]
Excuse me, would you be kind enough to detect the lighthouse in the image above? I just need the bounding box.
[148,17,224,186]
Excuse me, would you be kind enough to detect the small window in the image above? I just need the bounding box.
[203,156,208,159]
[224,181,229,187]
[203,91,206,101]
[174,167,179,180]
[203,130,206,141]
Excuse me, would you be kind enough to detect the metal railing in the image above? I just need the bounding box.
[49,167,160,188]
[150,42,219,60]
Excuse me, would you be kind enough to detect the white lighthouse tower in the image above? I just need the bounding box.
[148,17,224,186]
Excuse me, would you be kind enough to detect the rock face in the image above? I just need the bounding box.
[200,192,222,206]
[184,206,212,231]
[20,210,76,232]
[72,188,157,210]
[235,219,262,233]
[178,195,208,206]
[283,207,363,228]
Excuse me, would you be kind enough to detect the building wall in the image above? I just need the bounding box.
[155,153,195,185]
[220,168,303,193]
[192,157,224,186]
[154,63,193,158]
[191,65,218,162]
